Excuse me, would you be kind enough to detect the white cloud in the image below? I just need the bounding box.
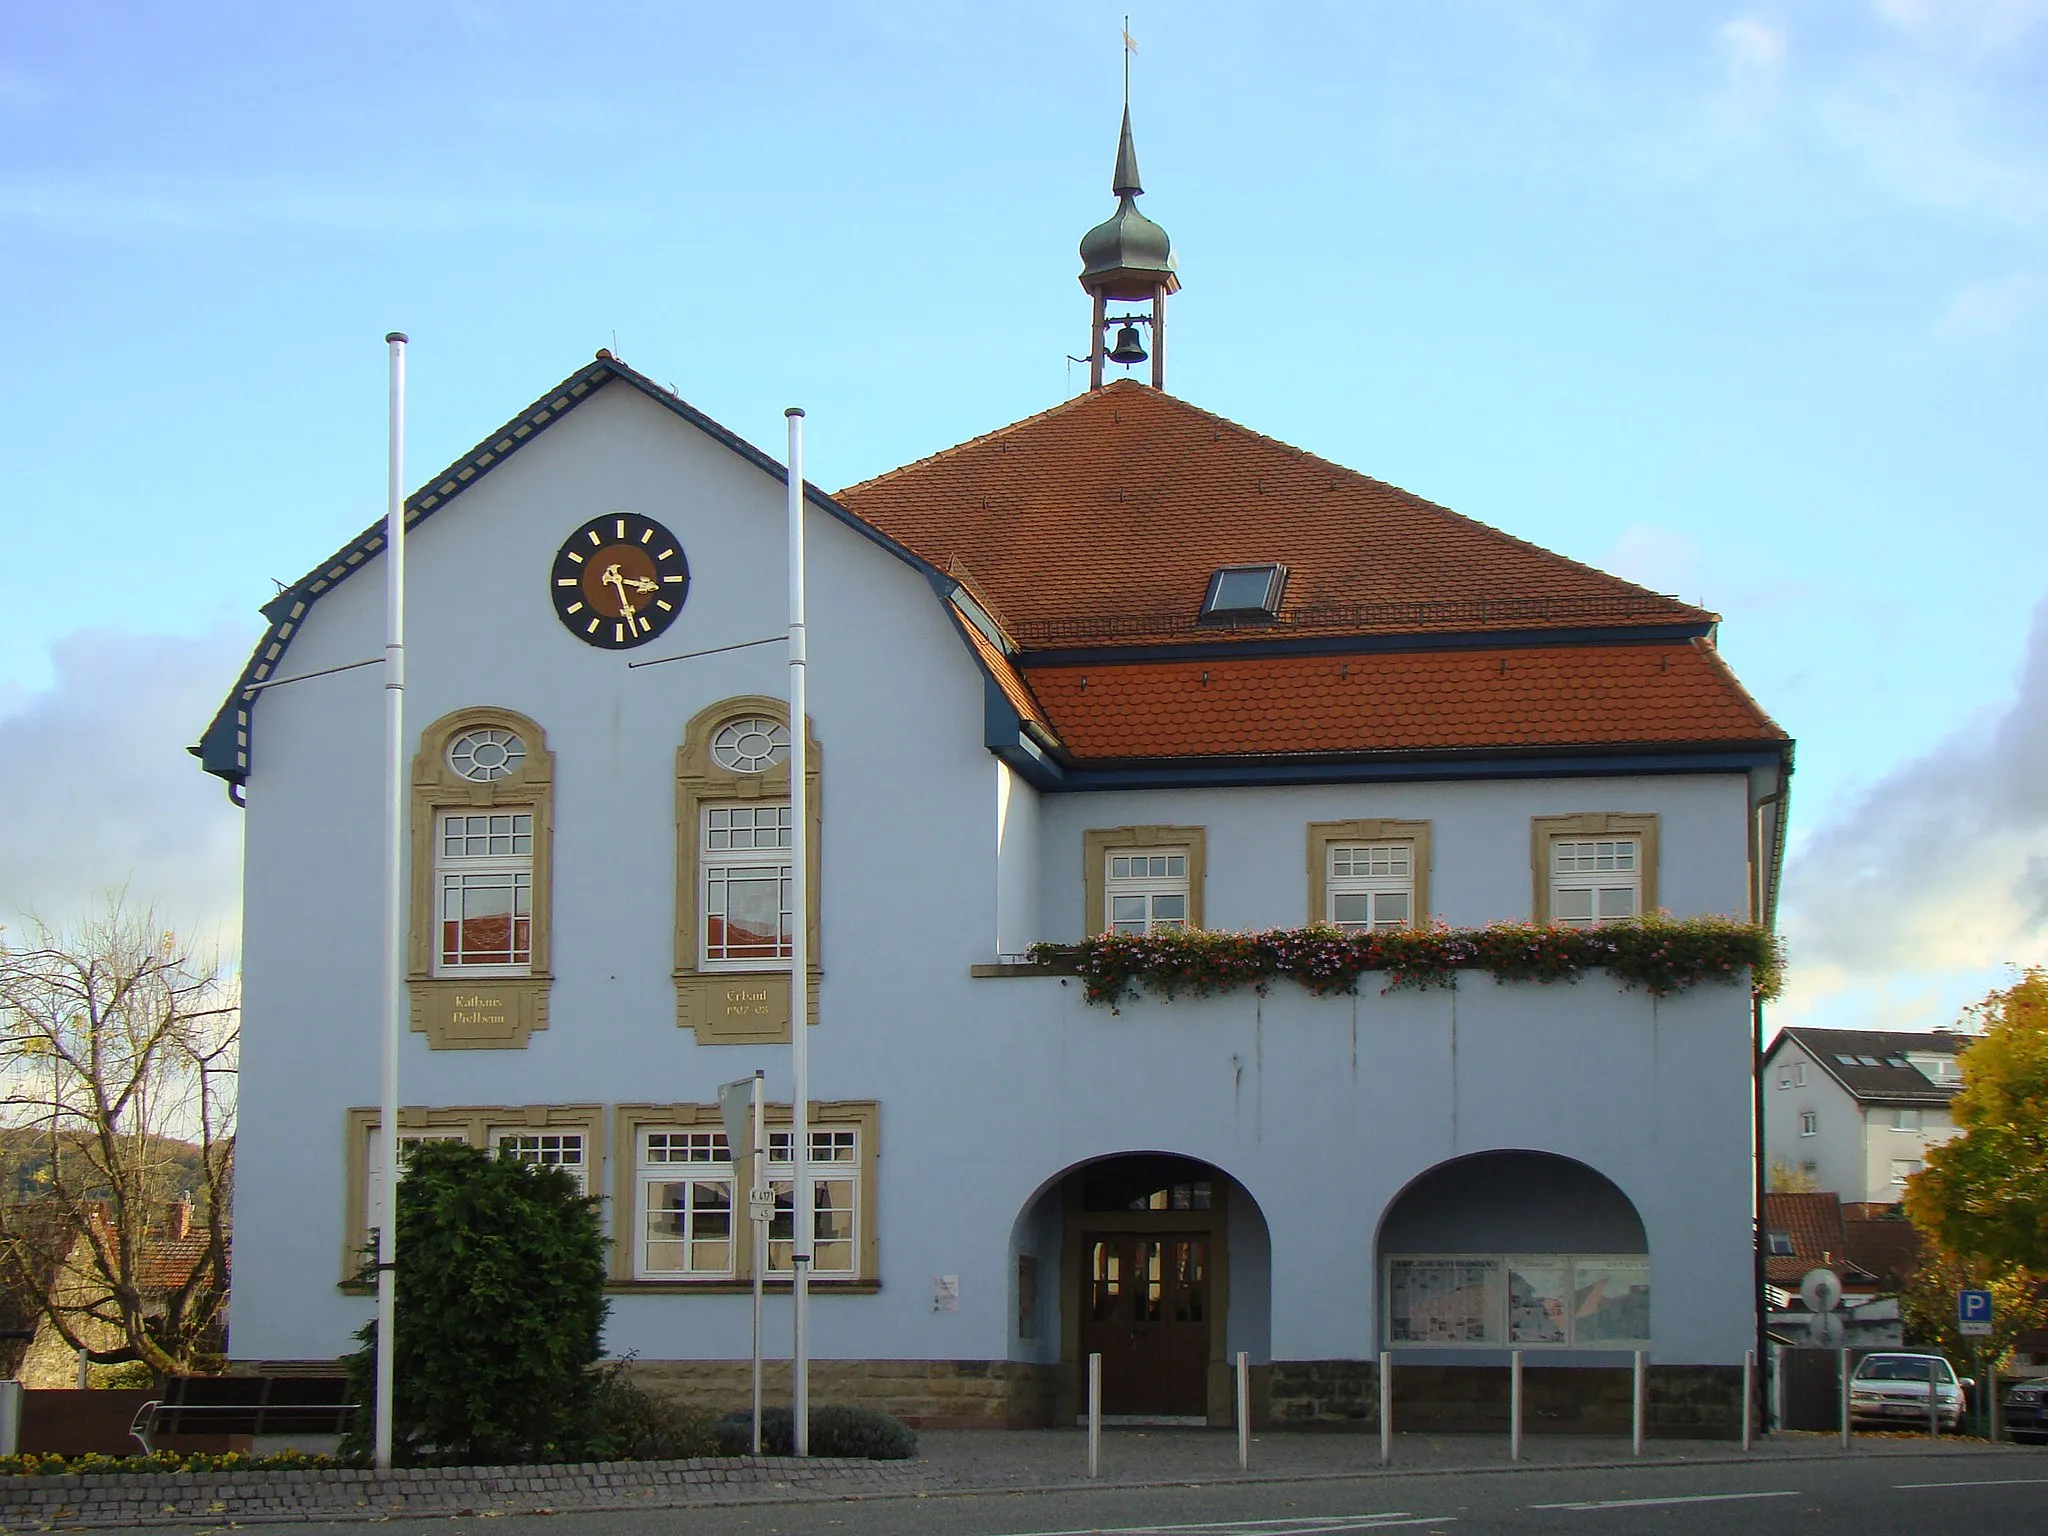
[1712,16,1790,136]
[1874,0,2048,52]
[0,627,252,953]
[1780,591,2048,1019]
[1935,269,2044,340]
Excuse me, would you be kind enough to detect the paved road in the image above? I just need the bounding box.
[162,1452,2047,1536]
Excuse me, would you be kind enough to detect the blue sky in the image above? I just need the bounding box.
[1,2,2043,1035]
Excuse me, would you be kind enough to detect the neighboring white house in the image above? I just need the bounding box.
[1762,1027,1965,1205]
[197,115,1791,1431]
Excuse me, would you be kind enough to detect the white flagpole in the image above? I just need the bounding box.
[784,407,812,1457]
[374,331,409,1472]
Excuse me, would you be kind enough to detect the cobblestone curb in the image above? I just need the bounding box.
[0,1455,919,1529]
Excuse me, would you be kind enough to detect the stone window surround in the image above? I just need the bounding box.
[609,1099,880,1293]
[1082,825,1208,936]
[1528,812,1660,926]
[1305,819,1433,929]
[674,696,823,1045]
[340,1102,603,1287]
[408,706,556,1050]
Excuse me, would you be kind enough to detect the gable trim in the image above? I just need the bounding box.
[198,354,941,795]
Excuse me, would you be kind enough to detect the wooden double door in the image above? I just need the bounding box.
[1079,1231,1211,1416]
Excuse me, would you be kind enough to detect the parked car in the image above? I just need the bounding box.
[2003,1379,2048,1444]
[1849,1352,1965,1431]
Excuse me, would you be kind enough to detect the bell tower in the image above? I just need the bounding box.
[1078,102,1179,390]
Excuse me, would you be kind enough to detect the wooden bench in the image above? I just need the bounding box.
[130,1376,357,1454]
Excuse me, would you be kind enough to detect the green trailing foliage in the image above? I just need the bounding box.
[1032,914,1782,1010]
[340,1140,608,1465]
[711,1405,919,1459]
[0,1449,333,1477]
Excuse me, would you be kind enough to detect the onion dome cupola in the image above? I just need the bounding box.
[1078,106,1179,391]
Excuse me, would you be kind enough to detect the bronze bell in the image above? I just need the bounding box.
[1107,323,1148,366]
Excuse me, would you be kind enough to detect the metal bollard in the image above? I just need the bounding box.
[1510,1349,1524,1462]
[1840,1347,1852,1450]
[1236,1351,1250,1470]
[1087,1352,1102,1478]
[0,1381,19,1458]
[1742,1350,1755,1452]
[1929,1357,1942,1440]
[1379,1350,1393,1466]
[1632,1350,1647,1456]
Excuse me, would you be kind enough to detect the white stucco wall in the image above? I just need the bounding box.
[228,380,1764,1375]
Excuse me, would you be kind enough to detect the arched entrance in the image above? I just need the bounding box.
[1375,1150,1649,1355]
[1011,1153,1271,1424]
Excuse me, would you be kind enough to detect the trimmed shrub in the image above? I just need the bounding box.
[340,1139,608,1464]
[580,1359,718,1460]
[712,1404,919,1459]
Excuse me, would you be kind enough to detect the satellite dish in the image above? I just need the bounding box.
[1801,1267,1844,1316]
[1817,1310,1846,1348]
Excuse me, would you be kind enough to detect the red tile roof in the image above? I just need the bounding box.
[1021,639,1783,761]
[1765,1192,1877,1288]
[949,605,1049,731]
[838,380,1711,648]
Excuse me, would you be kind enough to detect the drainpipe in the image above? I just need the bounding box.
[1754,994,1768,1433]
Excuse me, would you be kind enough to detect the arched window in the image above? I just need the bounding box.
[673,697,821,1044]
[408,707,555,1049]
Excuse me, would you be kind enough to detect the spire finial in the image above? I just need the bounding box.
[1114,21,1143,196]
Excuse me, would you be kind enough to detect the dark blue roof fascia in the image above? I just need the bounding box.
[199,357,944,796]
[987,727,1784,794]
[1019,620,1717,668]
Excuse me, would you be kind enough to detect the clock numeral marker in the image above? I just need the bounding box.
[662,574,685,584]
[640,529,654,544]
[566,551,584,564]
[656,600,672,612]
[555,577,578,587]
[565,602,583,615]
[587,530,601,546]
[614,622,625,643]
[616,518,628,539]
[585,618,601,634]
[657,548,675,560]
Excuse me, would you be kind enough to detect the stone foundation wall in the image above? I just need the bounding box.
[625,1359,1059,1429]
[1266,1361,1745,1439]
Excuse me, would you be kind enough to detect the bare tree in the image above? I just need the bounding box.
[0,897,235,1377]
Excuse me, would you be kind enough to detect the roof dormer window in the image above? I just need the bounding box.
[1199,563,1286,623]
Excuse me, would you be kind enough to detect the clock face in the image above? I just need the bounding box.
[549,513,690,649]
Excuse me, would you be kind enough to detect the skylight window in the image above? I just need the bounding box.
[1200,563,1286,623]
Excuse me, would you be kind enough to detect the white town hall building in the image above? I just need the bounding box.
[200,114,1791,1432]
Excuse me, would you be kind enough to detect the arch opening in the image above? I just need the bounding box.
[1008,1151,1271,1425]
[1375,1151,1649,1357]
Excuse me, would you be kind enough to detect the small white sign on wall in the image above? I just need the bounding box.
[932,1274,959,1312]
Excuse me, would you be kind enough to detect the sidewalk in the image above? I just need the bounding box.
[0,1429,2032,1530]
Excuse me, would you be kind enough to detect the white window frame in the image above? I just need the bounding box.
[1549,838,1641,929]
[1890,1158,1923,1186]
[699,801,794,971]
[1325,843,1415,932]
[764,1128,860,1279]
[635,1128,739,1279]
[1892,1109,1923,1133]
[1105,849,1190,935]
[492,1128,590,1192]
[631,1123,862,1281]
[1801,1110,1818,1137]
[434,810,535,977]
[1384,1252,1651,1349]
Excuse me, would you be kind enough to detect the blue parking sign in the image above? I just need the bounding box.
[1958,1289,1994,1335]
